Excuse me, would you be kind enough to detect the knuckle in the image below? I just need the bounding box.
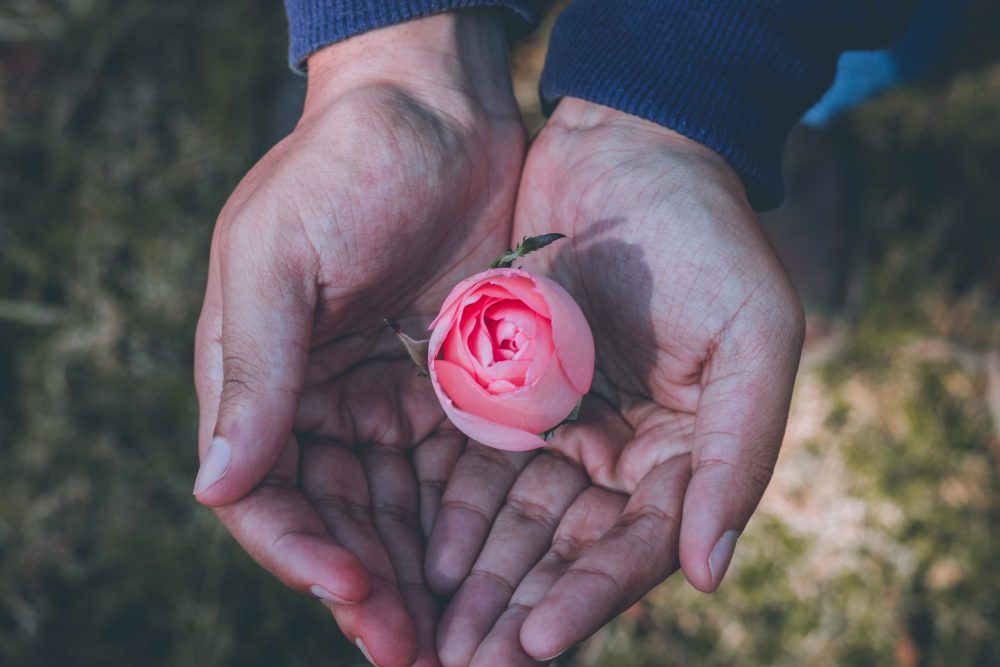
[615,507,677,554]
[465,445,527,483]
[697,453,774,504]
[311,493,369,523]
[267,528,328,560]
[419,478,447,495]
[550,535,594,562]
[371,501,420,532]
[220,349,266,404]
[504,496,560,533]
[438,498,493,527]
[566,564,625,598]
[469,568,517,593]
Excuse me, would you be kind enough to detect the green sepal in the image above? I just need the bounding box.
[384,319,430,377]
[490,233,567,269]
[538,399,583,441]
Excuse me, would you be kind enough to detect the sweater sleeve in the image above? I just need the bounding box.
[540,1,920,209]
[283,0,542,72]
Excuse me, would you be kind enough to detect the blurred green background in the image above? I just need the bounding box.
[0,1,997,665]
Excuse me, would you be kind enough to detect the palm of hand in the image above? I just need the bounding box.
[195,86,524,667]
[427,108,804,666]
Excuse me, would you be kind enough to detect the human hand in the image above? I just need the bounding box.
[192,12,524,666]
[426,98,805,665]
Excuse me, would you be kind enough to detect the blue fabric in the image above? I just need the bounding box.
[283,0,541,72]
[283,0,920,210]
[540,1,919,209]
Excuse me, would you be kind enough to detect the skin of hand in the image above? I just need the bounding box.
[425,97,806,666]
[191,11,525,667]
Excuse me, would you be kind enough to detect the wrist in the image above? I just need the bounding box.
[303,10,516,120]
[549,96,745,195]
[550,98,718,158]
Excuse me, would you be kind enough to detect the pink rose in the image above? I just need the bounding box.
[427,268,595,451]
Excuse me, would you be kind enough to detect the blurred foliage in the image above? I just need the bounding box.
[0,1,997,666]
[1,1,366,665]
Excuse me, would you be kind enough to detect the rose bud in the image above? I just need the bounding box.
[427,268,594,451]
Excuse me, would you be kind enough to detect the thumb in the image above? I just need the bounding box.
[193,226,319,507]
[679,295,804,593]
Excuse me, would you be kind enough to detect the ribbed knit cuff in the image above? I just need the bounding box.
[284,0,541,73]
[541,1,917,210]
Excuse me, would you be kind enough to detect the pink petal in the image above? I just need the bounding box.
[529,274,595,395]
[434,359,580,434]
[522,313,553,385]
[484,300,539,336]
[441,297,499,387]
[429,361,547,452]
[470,319,494,366]
[483,270,551,319]
[495,320,517,340]
[428,273,489,332]
[429,269,552,333]
[442,314,487,387]
[487,359,531,385]
[487,379,518,393]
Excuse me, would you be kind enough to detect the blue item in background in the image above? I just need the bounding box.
[803,0,971,126]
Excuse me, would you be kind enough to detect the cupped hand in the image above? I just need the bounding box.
[192,12,524,667]
[426,98,805,665]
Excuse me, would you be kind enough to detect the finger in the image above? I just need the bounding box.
[520,455,690,661]
[294,356,461,538]
[195,223,319,506]
[425,443,535,595]
[196,249,370,608]
[212,438,371,604]
[194,236,224,459]
[472,488,627,666]
[300,438,418,667]
[362,443,442,667]
[468,606,537,667]
[680,303,804,592]
[411,428,467,538]
[437,453,587,667]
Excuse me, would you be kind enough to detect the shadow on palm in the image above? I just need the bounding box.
[547,228,697,493]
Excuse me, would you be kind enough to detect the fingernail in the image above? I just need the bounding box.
[355,637,378,666]
[309,584,353,605]
[708,529,740,591]
[192,436,231,495]
[538,648,567,663]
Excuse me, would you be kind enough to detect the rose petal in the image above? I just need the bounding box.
[429,361,547,452]
[521,313,553,385]
[428,269,551,332]
[484,300,539,337]
[441,296,500,388]
[529,274,595,395]
[443,313,485,387]
[434,359,580,434]
[483,271,551,319]
[428,273,489,333]
[470,318,494,366]
[487,379,518,393]
[487,359,531,386]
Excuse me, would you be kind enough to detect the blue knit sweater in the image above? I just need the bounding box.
[283,1,918,209]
